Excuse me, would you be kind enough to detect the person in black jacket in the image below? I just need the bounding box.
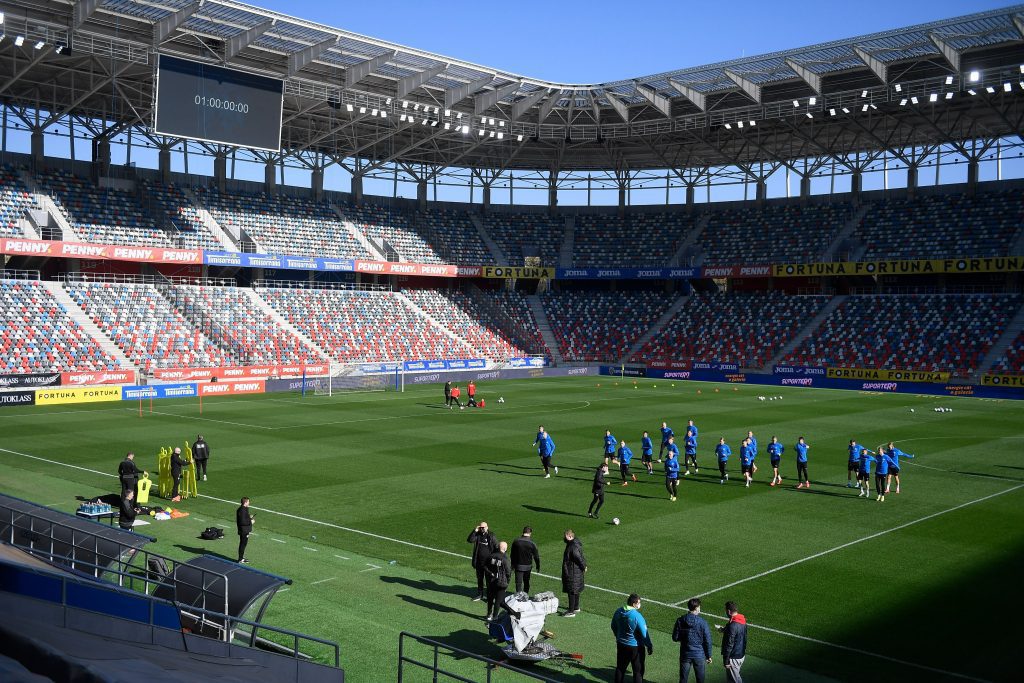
[170,447,187,502]
[560,529,586,617]
[118,451,139,500]
[588,463,609,518]
[444,380,452,407]
[467,521,498,601]
[510,527,540,594]
[673,598,713,683]
[236,497,255,563]
[484,540,511,621]
[118,490,138,531]
[192,435,210,481]
[718,601,747,682]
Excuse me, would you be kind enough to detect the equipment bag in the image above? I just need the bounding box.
[200,526,225,540]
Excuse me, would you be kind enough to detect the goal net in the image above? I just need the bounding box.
[313,363,403,396]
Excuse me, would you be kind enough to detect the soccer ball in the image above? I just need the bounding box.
[612,517,620,525]
[311,534,317,541]
[910,408,915,413]
[460,406,465,410]
[498,397,505,403]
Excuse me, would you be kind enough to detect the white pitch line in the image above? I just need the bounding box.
[673,483,1024,605]
[302,546,318,552]
[360,563,381,572]
[310,577,336,585]
[145,409,274,430]
[271,538,286,544]
[334,554,349,561]
[0,444,998,681]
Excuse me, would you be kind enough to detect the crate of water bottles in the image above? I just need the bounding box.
[77,501,112,515]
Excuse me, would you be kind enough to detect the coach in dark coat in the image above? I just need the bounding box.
[170,447,187,501]
[561,529,587,616]
[467,521,498,601]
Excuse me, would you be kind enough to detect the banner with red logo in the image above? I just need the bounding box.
[198,379,265,396]
[0,238,203,265]
[354,260,458,277]
[153,363,327,381]
[700,265,772,278]
[61,370,135,386]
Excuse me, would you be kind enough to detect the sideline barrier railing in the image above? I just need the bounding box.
[56,272,237,287]
[398,632,559,683]
[252,279,391,292]
[0,269,42,281]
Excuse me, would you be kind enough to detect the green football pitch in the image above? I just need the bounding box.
[1,377,1022,682]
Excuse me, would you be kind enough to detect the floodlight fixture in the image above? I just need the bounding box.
[928,93,937,102]
[443,122,450,130]
[414,103,420,111]
[861,104,869,112]
[456,112,463,119]
[14,35,24,46]
[478,129,485,136]
[805,111,813,119]
[497,132,504,139]
[402,100,408,108]
[830,107,837,115]
[33,39,43,50]
[870,103,877,109]
[462,125,470,134]
[944,75,953,85]
[968,89,977,95]
[841,107,850,114]
[488,118,495,125]
[736,120,744,128]
[0,12,4,24]
[969,70,980,82]
[380,110,387,118]
[899,99,907,106]
[945,92,953,100]
[808,96,816,105]
[723,122,732,129]
[499,120,505,127]
[1004,82,1012,92]
[911,96,918,104]
[346,103,353,112]
[792,99,799,107]
[370,108,377,116]
[894,83,902,92]
[421,117,428,125]
[986,86,996,93]
[517,134,524,142]
[749,120,756,126]
[444,109,451,116]
[359,106,366,114]
[399,114,407,122]
[385,98,392,105]
[860,90,868,98]
[430,119,438,127]
[489,131,495,138]
[1019,65,1024,74]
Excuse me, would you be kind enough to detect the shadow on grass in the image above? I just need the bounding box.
[959,470,1023,482]
[174,544,236,562]
[522,504,588,518]
[380,575,474,599]
[396,594,484,621]
[416,403,452,410]
[478,468,591,484]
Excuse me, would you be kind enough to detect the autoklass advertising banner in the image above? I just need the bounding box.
[35,386,123,405]
[0,373,61,389]
[0,390,35,407]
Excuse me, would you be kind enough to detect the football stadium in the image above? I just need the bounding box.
[1,1,1023,681]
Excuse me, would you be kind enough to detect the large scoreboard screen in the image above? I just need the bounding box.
[153,55,284,151]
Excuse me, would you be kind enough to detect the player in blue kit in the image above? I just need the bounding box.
[659,422,674,461]
[616,441,637,486]
[885,441,915,494]
[664,436,680,468]
[683,429,698,475]
[603,430,617,465]
[856,447,875,498]
[795,437,810,489]
[846,440,862,488]
[664,448,680,501]
[746,430,758,479]
[874,445,897,502]
[537,429,557,478]
[641,431,655,475]
[715,438,731,484]
[767,436,784,486]
[739,438,754,488]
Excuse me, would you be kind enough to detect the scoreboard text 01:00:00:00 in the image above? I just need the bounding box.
[194,96,249,114]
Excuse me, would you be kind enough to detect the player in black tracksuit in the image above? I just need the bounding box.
[118,452,139,500]
[510,528,541,594]
[192,435,210,481]
[170,448,187,500]
[444,381,452,407]
[467,522,498,601]
[588,463,608,518]
[236,497,254,563]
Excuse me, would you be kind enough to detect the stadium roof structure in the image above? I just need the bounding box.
[2,1,1024,181]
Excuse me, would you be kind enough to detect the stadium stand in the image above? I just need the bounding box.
[256,286,474,362]
[631,292,832,368]
[138,180,222,250]
[455,286,546,356]
[991,331,1024,374]
[483,212,563,264]
[0,167,39,238]
[169,284,323,365]
[198,188,372,259]
[696,203,852,265]
[402,288,536,359]
[64,281,231,372]
[854,191,1024,260]
[572,213,691,266]
[0,279,120,373]
[36,170,195,248]
[341,202,443,263]
[782,294,1022,377]
[418,207,495,264]
[540,289,676,362]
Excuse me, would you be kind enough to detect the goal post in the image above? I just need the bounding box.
[313,362,404,396]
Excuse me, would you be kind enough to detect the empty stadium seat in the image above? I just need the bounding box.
[0,167,39,239]
[573,213,692,266]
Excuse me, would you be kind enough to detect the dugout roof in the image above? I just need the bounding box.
[2,1,1024,173]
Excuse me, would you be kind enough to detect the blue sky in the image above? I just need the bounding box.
[253,0,1009,83]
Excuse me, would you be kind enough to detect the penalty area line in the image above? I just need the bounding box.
[0,445,992,681]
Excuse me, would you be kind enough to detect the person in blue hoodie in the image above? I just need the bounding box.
[617,441,637,486]
[739,438,754,488]
[857,447,875,498]
[874,445,897,502]
[767,436,784,487]
[684,429,699,475]
[604,430,618,465]
[886,441,915,494]
[665,448,681,501]
[746,431,759,479]
[673,597,712,683]
[795,437,810,489]
[846,439,862,488]
[538,429,557,479]
[611,593,653,683]
[715,438,732,484]
[659,421,675,460]
[641,431,656,475]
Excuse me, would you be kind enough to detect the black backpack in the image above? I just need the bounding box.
[200,526,225,540]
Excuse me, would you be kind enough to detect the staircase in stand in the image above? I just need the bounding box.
[41,281,138,371]
[619,294,690,363]
[180,188,239,251]
[330,205,387,260]
[19,170,80,241]
[970,299,1024,381]
[468,213,507,264]
[152,280,251,365]
[765,295,848,368]
[246,287,333,362]
[394,291,480,357]
[820,204,870,262]
[669,214,710,267]
[526,295,564,365]
[558,216,575,267]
